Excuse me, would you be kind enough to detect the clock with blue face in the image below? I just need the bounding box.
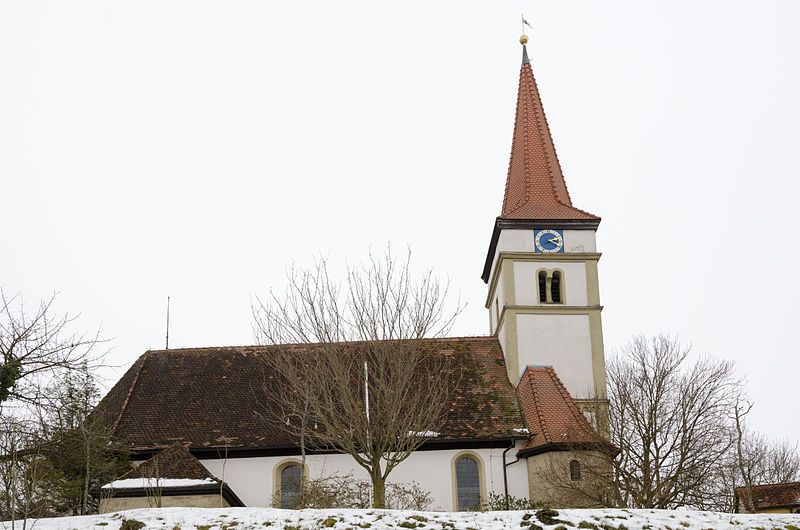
[534,229,565,253]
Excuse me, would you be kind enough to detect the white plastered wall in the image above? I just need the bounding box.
[489,272,506,332]
[512,261,587,306]
[562,230,596,253]
[200,443,529,511]
[515,313,595,399]
[490,229,597,277]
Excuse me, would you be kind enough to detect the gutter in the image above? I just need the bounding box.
[502,439,523,508]
[517,440,619,459]
[132,437,526,460]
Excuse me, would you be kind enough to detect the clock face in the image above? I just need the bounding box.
[534,229,565,253]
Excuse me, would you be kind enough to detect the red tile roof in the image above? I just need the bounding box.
[96,337,526,453]
[515,366,599,453]
[501,46,599,222]
[736,481,800,511]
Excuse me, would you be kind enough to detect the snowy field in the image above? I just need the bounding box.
[2,507,800,530]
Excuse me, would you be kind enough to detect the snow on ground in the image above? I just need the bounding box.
[2,507,799,530]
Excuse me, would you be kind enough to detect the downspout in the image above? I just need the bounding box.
[502,439,522,509]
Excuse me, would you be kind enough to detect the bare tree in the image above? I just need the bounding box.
[0,416,51,526]
[534,436,619,508]
[728,396,800,512]
[252,248,462,508]
[0,290,104,409]
[732,397,756,512]
[140,457,162,509]
[34,365,128,515]
[607,334,739,509]
[761,439,800,484]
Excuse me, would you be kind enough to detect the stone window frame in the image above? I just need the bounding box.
[273,459,306,509]
[451,451,486,511]
[569,459,582,481]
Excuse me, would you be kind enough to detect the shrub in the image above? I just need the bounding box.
[536,509,567,526]
[272,472,433,510]
[482,492,545,511]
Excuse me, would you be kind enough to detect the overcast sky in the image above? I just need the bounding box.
[1,1,798,442]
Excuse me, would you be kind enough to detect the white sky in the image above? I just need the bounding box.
[1,1,798,442]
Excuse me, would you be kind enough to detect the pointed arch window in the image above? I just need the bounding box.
[455,455,481,511]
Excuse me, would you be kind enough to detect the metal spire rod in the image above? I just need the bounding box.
[165,296,170,350]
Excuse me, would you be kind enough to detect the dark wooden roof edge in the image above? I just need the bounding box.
[130,437,526,460]
[517,441,618,459]
[481,217,602,283]
[98,482,245,507]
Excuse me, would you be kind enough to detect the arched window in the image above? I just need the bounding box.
[455,456,481,511]
[279,463,302,509]
[551,271,562,304]
[537,270,565,305]
[570,459,582,481]
[538,271,548,303]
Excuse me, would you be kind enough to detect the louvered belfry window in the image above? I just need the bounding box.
[538,271,548,303]
[280,464,302,508]
[551,271,562,304]
[455,456,481,511]
[538,270,564,304]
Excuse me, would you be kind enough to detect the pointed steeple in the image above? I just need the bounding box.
[500,42,598,221]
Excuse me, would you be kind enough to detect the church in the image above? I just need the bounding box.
[96,36,613,513]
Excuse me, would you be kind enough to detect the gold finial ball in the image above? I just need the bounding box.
[519,34,529,45]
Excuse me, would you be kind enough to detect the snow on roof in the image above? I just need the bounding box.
[407,430,440,437]
[102,478,218,490]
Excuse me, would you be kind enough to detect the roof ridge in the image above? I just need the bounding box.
[522,68,532,205]
[118,445,221,481]
[736,481,800,490]
[110,351,151,436]
[544,366,593,432]
[524,64,563,206]
[145,335,498,354]
[526,368,551,443]
[501,70,524,215]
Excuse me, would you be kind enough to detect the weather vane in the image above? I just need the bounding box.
[521,14,533,44]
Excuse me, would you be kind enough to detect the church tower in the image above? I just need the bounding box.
[483,39,607,415]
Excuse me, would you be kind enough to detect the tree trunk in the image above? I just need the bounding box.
[83,431,91,515]
[734,403,755,513]
[372,475,386,509]
[299,429,306,507]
